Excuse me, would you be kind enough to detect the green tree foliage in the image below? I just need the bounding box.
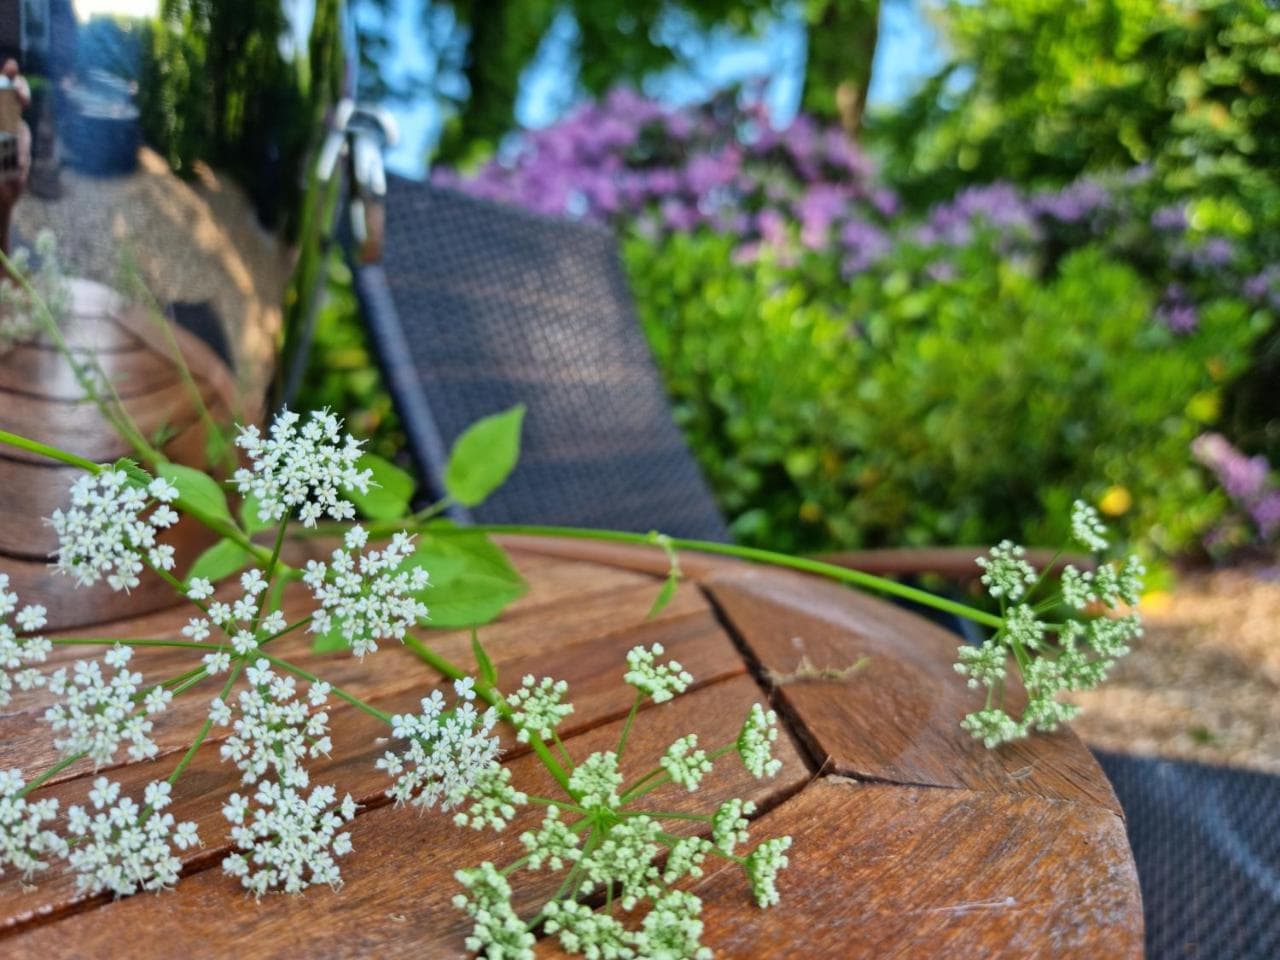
[870,0,1280,223]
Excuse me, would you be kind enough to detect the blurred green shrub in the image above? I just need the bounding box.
[627,228,1260,554]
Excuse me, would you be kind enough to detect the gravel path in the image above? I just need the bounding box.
[1069,561,1280,773]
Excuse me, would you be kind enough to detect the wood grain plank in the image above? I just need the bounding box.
[497,535,743,582]
[703,567,1122,815]
[683,779,1141,959]
[0,674,803,957]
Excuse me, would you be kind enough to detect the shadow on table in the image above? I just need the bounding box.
[1093,749,1280,960]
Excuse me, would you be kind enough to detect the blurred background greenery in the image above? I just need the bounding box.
[54,0,1280,562]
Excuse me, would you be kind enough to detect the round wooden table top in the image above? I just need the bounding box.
[0,537,1142,959]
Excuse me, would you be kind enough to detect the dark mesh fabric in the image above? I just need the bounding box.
[354,177,729,541]
[1094,750,1280,959]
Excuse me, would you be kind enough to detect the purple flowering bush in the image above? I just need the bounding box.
[429,89,1277,555]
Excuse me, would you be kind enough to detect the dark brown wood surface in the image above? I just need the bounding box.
[0,277,243,629]
[0,538,1142,958]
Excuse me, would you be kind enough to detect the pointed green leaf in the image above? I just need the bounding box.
[156,462,235,527]
[406,529,527,628]
[346,452,415,521]
[647,574,679,619]
[443,405,525,507]
[471,629,497,687]
[186,537,251,583]
[112,457,152,490]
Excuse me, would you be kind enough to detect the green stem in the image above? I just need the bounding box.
[17,752,85,797]
[50,637,220,650]
[164,661,245,789]
[0,429,101,473]
[467,524,1007,630]
[402,635,574,794]
[614,691,644,762]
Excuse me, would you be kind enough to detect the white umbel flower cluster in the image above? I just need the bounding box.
[506,675,574,742]
[377,681,503,812]
[303,526,430,658]
[660,734,712,791]
[48,471,181,591]
[736,704,782,779]
[214,659,356,894]
[956,502,1145,747]
[44,645,170,766]
[0,574,50,708]
[183,568,287,667]
[623,643,693,703]
[233,408,373,528]
[65,777,200,897]
[0,768,66,879]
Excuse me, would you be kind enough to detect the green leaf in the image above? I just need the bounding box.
[647,574,679,619]
[311,618,350,654]
[186,537,251,583]
[471,629,497,687]
[112,457,152,490]
[239,493,273,535]
[407,529,527,628]
[443,405,525,507]
[346,453,415,521]
[157,462,235,528]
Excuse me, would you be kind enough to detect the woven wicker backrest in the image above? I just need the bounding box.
[353,177,729,541]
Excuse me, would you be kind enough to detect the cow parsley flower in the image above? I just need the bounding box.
[0,768,66,878]
[736,704,782,778]
[975,540,1037,601]
[662,836,713,884]
[453,862,536,959]
[519,806,581,870]
[65,777,200,897]
[452,765,527,831]
[0,575,51,708]
[579,814,663,909]
[377,686,502,812]
[303,527,430,658]
[507,675,574,742]
[222,781,358,895]
[711,798,755,855]
[48,470,181,591]
[216,659,331,788]
[233,408,373,528]
[660,734,712,791]
[542,900,632,959]
[637,889,713,960]
[568,750,624,808]
[957,503,1144,747]
[624,643,693,703]
[1070,499,1109,552]
[44,645,167,766]
[744,836,792,908]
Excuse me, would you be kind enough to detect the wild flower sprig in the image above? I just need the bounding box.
[0,768,66,879]
[0,574,50,708]
[303,525,430,658]
[453,643,792,960]
[65,777,200,897]
[48,470,181,591]
[44,644,170,766]
[233,408,372,527]
[214,659,357,894]
[0,229,71,351]
[377,680,503,812]
[955,499,1145,747]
